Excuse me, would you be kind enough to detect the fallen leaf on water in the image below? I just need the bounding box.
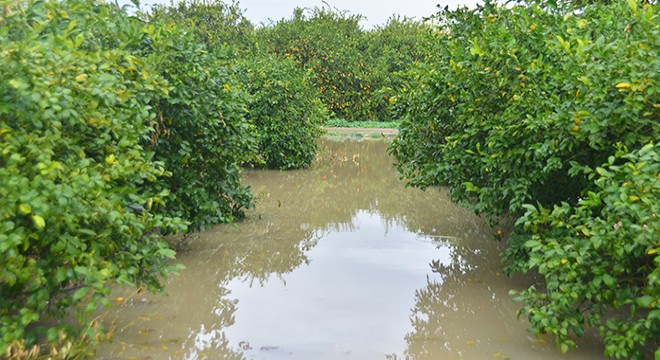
[115,297,124,302]
[466,341,476,345]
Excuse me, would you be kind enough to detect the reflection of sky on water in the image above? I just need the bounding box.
[223,210,451,359]
[97,139,604,360]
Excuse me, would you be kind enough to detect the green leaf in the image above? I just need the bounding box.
[524,240,542,250]
[32,215,46,229]
[99,268,112,278]
[157,248,176,259]
[78,228,98,237]
[19,204,32,215]
[636,295,654,308]
[9,79,21,89]
[73,287,88,302]
[592,236,602,250]
[464,181,478,192]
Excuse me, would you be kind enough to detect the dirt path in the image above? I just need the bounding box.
[321,126,399,137]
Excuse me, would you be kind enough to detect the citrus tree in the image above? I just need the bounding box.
[138,10,256,231]
[257,6,375,120]
[363,16,435,119]
[150,0,257,55]
[0,0,185,355]
[235,55,326,169]
[0,0,262,355]
[150,0,326,172]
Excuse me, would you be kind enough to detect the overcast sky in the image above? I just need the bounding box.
[129,0,481,28]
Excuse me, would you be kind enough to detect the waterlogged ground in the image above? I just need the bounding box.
[97,138,605,359]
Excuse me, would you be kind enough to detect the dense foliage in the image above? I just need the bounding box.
[236,55,326,169]
[362,16,433,120]
[149,0,327,171]
[0,0,186,355]
[138,11,256,231]
[150,0,256,54]
[513,143,659,357]
[150,1,433,123]
[257,6,432,121]
[4,0,656,357]
[257,7,374,120]
[1,0,277,356]
[391,0,659,357]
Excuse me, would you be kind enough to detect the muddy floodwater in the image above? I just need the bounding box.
[98,138,605,360]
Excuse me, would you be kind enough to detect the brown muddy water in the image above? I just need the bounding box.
[97,138,605,360]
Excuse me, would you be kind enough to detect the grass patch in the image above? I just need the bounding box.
[324,118,400,129]
[324,131,364,138]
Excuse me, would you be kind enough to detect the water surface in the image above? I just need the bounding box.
[98,138,604,359]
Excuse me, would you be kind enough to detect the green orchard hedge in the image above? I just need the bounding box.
[152,1,435,124]
[256,6,433,122]
[0,0,186,354]
[235,55,326,169]
[147,1,326,171]
[363,16,434,120]
[0,0,261,355]
[140,11,256,231]
[391,0,659,357]
[512,143,660,358]
[392,1,658,218]
[258,7,375,121]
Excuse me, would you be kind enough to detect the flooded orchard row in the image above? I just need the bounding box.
[98,138,605,359]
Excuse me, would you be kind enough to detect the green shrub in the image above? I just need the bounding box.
[235,55,326,169]
[392,1,659,218]
[257,6,373,121]
[0,0,262,354]
[0,0,185,354]
[324,119,400,129]
[363,16,435,120]
[391,0,659,356]
[150,0,256,55]
[510,143,660,358]
[139,11,257,230]
[256,7,431,122]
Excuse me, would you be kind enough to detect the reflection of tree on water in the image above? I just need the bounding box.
[100,211,320,359]
[397,237,546,360]
[101,138,500,359]
[178,220,324,359]
[215,223,320,285]
[183,286,243,360]
[247,139,492,239]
